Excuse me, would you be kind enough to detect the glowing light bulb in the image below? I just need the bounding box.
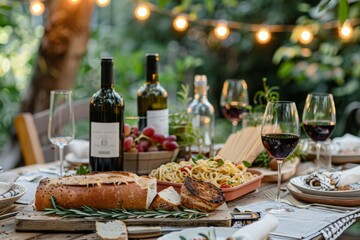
[299,29,313,44]
[96,0,111,8]
[69,0,80,4]
[256,28,271,44]
[173,15,189,32]
[214,22,230,40]
[30,0,44,16]
[134,4,150,21]
[339,23,353,40]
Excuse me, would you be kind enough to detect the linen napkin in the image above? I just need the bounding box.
[332,133,360,153]
[68,139,89,159]
[325,166,360,188]
[236,201,360,240]
[227,214,278,240]
[0,172,19,195]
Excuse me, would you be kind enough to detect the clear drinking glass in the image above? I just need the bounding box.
[302,93,336,172]
[48,90,75,176]
[220,79,249,133]
[261,101,300,214]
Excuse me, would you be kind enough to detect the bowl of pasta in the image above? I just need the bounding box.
[149,156,263,201]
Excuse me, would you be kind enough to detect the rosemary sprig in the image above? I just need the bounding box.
[44,196,210,220]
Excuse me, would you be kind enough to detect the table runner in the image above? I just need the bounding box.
[236,201,359,240]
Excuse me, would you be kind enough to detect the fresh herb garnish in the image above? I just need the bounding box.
[45,197,209,220]
[217,158,224,166]
[242,160,251,168]
[76,165,90,175]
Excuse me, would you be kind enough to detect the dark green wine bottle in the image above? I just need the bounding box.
[89,57,124,171]
[137,53,168,136]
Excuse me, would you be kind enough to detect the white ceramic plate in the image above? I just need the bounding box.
[158,227,237,240]
[65,153,89,165]
[290,176,360,197]
[0,184,26,209]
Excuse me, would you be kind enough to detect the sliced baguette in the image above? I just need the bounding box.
[96,220,127,240]
[150,186,181,210]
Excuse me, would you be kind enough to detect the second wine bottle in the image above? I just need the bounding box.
[137,53,168,136]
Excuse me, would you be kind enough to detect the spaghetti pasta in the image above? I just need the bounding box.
[150,156,258,188]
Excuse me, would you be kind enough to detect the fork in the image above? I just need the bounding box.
[263,188,355,213]
[285,195,358,212]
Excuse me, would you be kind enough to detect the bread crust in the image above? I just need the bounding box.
[35,171,157,211]
[180,177,225,212]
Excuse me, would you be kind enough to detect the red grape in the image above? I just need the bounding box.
[136,143,144,152]
[165,135,177,141]
[124,124,131,137]
[142,126,155,137]
[124,136,134,151]
[151,133,165,144]
[139,139,150,151]
[162,140,178,151]
[131,127,139,137]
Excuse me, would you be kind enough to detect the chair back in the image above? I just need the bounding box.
[14,99,89,165]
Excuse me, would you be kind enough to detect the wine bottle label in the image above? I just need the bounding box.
[90,122,120,158]
[147,109,169,136]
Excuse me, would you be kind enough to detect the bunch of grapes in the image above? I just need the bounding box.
[124,124,179,152]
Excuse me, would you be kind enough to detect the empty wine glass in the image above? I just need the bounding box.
[302,93,336,171]
[220,79,249,133]
[48,90,75,176]
[261,101,300,214]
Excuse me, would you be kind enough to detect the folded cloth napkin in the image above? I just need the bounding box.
[332,133,360,153]
[305,166,360,190]
[68,139,89,159]
[0,188,21,199]
[0,172,19,195]
[325,166,360,188]
[227,214,278,240]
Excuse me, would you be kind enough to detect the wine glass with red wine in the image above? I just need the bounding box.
[302,93,336,171]
[220,79,249,133]
[261,101,300,214]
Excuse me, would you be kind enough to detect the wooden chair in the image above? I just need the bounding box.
[14,99,89,165]
[339,101,360,136]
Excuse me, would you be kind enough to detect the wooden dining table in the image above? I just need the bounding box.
[1,161,359,240]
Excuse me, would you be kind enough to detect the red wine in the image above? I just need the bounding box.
[262,133,299,160]
[137,53,168,136]
[221,104,248,122]
[90,57,124,172]
[303,121,335,142]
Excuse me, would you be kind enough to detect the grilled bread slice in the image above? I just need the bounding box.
[180,177,225,212]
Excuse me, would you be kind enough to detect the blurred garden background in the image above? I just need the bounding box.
[0,0,360,165]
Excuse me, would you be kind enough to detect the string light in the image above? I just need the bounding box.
[69,0,80,4]
[214,22,230,40]
[134,3,151,21]
[96,0,111,8]
[30,0,44,16]
[256,28,271,44]
[299,29,313,44]
[173,15,189,32]
[339,22,353,40]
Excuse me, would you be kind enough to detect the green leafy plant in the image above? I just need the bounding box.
[252,78,280,113]
[44,196,209,220]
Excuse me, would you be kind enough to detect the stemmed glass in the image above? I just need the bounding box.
[261,101,300,214]
[302,93,336,171]
[48,90,75,176]
[220,79,249,133]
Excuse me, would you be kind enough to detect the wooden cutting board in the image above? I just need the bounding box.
[15,204,232,232]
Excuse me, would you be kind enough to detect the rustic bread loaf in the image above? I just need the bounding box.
[150,186,181,210]
[96,220,128,240]
[35,171,157,211]
[180,177,225,212]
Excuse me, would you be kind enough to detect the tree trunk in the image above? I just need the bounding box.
[21,0,95,113]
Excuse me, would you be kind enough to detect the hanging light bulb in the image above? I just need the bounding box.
[69,0,80,4]
[339,22,353,40]
[30,0,45,16]
[134,3,151,21]
[256,28,271,44]
[299,29,313,44]
[214,22,230,40]
[173,15,189,32]
[96,0,111,8]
